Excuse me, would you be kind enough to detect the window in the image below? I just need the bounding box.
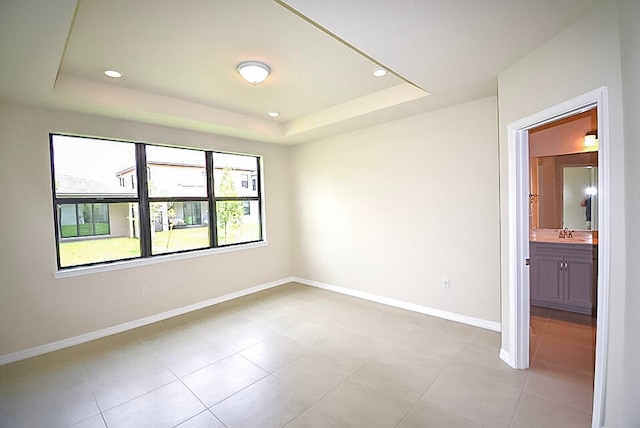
[50,134,263,269]
[252,177,257,191]
[213,153,261,245]
[146,145,209,255]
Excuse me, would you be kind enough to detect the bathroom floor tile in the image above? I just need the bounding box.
[542,320,595,349]
[534,337,595,374]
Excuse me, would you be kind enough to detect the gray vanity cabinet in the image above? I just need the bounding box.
[530,242,597,314]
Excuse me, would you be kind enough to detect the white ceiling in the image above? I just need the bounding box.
[0,0,603,145]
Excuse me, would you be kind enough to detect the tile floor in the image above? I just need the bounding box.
[0,283,595,428]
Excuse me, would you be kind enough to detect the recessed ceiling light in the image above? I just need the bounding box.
[268,111,280,118]
[104,70,123,78]
[371,67,387,77]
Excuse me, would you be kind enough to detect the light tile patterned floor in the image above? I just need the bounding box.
[0,283,594,428]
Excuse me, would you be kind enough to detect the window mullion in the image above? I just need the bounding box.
[75,204,80,238]
[256,157,263,241]
[135,143,151,257]
[206,152,217,248]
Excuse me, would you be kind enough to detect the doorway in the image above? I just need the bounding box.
[503,87,610,428]
[528,107,598,418]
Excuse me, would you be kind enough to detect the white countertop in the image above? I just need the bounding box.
[529,229,598,245]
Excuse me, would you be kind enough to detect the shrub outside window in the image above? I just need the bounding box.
[50,134,263,269]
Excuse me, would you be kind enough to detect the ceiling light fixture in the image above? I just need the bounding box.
[268,111,280,118]
[237,61,271,84]
[104,70,123,78]
[371,67,387,77]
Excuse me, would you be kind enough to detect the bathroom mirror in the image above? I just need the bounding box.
[530,152,598,231]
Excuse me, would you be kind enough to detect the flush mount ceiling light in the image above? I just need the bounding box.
[268,111,280,118]
[371,67,387,77]
[104,69,123,78]
[237,61,271,84]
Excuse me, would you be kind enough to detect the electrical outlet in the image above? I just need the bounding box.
[142,286,149,296]
[441,278,451,288]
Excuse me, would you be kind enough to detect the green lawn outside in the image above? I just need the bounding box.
[59,223,261,266]
[152,226,210,255]
[217,223,260,245]
[59,236,140,267]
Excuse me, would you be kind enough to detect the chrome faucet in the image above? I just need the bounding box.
[557,227,573,239]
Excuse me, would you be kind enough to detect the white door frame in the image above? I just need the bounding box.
[503,86,610,428]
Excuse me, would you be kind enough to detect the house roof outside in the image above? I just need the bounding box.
[55,174,136,199]
[116,161,256,177]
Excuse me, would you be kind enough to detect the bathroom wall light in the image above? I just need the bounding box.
[584,130,598,147]
[237,61,271,84]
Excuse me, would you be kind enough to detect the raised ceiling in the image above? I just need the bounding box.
[0,0,603,144]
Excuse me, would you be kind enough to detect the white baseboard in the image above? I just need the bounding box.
[499,348,513,367]
[0,276,294,365]
[293,277,501,332]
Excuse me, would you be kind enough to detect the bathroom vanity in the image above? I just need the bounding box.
[529,231,597,315]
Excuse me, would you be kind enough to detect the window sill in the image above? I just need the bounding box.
[54,240,268,279]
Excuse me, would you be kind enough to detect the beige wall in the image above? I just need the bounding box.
[291,96,501,323]
[497,1,626,425]
[0,104,292,357]
[618,0,640,424]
